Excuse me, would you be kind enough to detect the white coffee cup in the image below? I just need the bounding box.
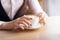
[26,15,41,29]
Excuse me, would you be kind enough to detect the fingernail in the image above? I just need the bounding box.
[30,24,32,26]
[30,18,32,19]
[28,25,32,28]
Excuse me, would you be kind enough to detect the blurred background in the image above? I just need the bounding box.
[39,0,60,16]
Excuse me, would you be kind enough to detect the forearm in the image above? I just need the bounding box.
[0,21,6,29]
[0,21,13,29]
[28,0,44,15]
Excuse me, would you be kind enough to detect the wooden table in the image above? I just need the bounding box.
[0,16,60,40]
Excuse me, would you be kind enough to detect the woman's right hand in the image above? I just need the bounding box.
[0,15,32,30]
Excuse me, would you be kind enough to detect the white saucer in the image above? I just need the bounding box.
[26,23,41,29]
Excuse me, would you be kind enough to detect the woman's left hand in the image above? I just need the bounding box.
[36,12,48,25]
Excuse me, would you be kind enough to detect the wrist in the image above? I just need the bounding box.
[0,21,6,29]
[0,22,7,29]
[0,22,11,29]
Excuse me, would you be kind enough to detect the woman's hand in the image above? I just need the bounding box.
[36,12,48,25]
[1,15,32,30]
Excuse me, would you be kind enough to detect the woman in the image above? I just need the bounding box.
[0,0,48,30]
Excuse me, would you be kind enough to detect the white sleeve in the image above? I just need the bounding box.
[0,21,5,26]
[28,0,44,14]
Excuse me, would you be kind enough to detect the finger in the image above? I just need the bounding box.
[19,21,29,28]
[39,16,45,24]
[21,16,32,20]
[19,24,28,29]
[19,26,24,30]
[40,17,44,21]
[16,17,32,28]
[13,23,20,30]
[13,23,24,30]
[40,19,46,25]
[16,15,32,21]
[39,13,46,24]
[24,19,32,26]
[39,16,44,23]
[19,18,32,26]
[36,13,42,17]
